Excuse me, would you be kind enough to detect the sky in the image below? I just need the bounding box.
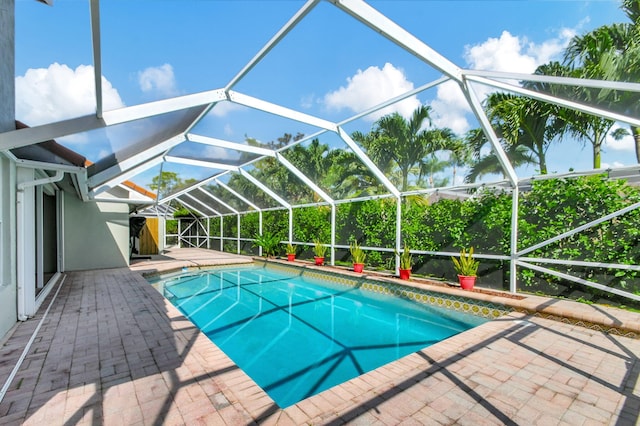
[13,0,635,192]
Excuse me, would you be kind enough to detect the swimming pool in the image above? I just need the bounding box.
[151,264,488,408]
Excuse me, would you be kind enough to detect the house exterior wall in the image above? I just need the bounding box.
[0,0,16,339]
[63,196,130,271]
[0,156,17,339]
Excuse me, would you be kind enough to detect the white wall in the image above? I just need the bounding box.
[64,197,130,271]
[0,0,15,339]
[0,155,17,338]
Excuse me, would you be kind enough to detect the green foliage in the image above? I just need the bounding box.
[173,207,200,218]
[396,246,412,270]
[165,219,178,234]
[285,242,296,255]
[293,206,331,243]
[451,247,480,276]
[150,171,182,198]
[253,231,281,258]
[314,240,328,258]
[349,241,366,264]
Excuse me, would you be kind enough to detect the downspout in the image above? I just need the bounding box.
[16,170,64,321]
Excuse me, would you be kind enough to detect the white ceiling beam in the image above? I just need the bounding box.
[465,75,640,128]
[198,187,239,214]
[91,197,154,205]
[89,156,164,197]
[338,76,450,127]
[89,0,103,118]
[158,172,225,204]
[239,168,291,208]
[87,134,184,187]
[330,0,462,81]
[186,134,276,157]
[228,91,338,132]
[275,153,334,203]
[0,115,104,150]
[225,0,321,91]
[102,88,227,126]
[183,193,221,216]
[0,88,224,151]
[214,179,262,211]
[463,69,640,93]
[164,155,241,171]
[177,196,213,218]
[115,183,156,202]
[337,127,400,197]
[461,80,518,186]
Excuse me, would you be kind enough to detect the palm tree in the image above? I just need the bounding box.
[463,128,536,183]
[485,92,563,175]
[564,0,640,162]
[526,61,621,169]
[357,106,458,191]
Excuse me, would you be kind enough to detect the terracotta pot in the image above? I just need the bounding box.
[353,263,364,273]
[287,254,295,261]
[399,268,411,280]
[314,256,324,266]
[458,274,476,290]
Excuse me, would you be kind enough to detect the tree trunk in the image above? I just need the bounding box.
[634,126,640,163]
[594,143,601,169]
[539,153,548,175]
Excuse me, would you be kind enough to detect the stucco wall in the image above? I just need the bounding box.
[0,1,16,339]
[64,196,130,271]
[0,156,17,339]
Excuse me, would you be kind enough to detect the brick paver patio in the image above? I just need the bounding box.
[0,249,639,425]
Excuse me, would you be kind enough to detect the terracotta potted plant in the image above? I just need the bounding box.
[349,241,366,273]
[451,247,479,290]
[396,246,412,280]
[285,243,296,261]
[313,240,327,265]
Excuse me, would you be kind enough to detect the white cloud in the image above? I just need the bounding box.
[429,81,471,135]
[604,124,635,152]
[210,100,246,117]
[15,63,124,127]
[323,63,421,121]
[223,123,233,136]
[138,63,178,97]
[300,94,315,109]
[426,27,577,135]
[601,161,626,169]
[463,29,573,74]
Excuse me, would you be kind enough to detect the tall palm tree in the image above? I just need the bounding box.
[564,0,640,162]
[485,92,563,175]
[526,61,622,169]
[358,106,457,191]
[463,128,536,183]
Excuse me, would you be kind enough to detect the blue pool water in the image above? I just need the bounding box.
[153,265,487,408]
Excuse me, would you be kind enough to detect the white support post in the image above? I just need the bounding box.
[237,214,241,254]
[207,217,210,249]
[36,186,43,290]
[331,204,336,267]
[288,208,293,249]
[259,211,263,256]
[58,191,64,271]
[178,219,182,248]
[220,217,224,252]
[396,196,402,273]
[510,187,519,293]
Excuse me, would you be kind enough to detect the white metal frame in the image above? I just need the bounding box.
[3,0,639,302]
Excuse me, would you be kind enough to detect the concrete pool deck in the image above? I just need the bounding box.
[0,248,639,425]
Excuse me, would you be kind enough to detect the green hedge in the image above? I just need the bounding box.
[188,175,640,306]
